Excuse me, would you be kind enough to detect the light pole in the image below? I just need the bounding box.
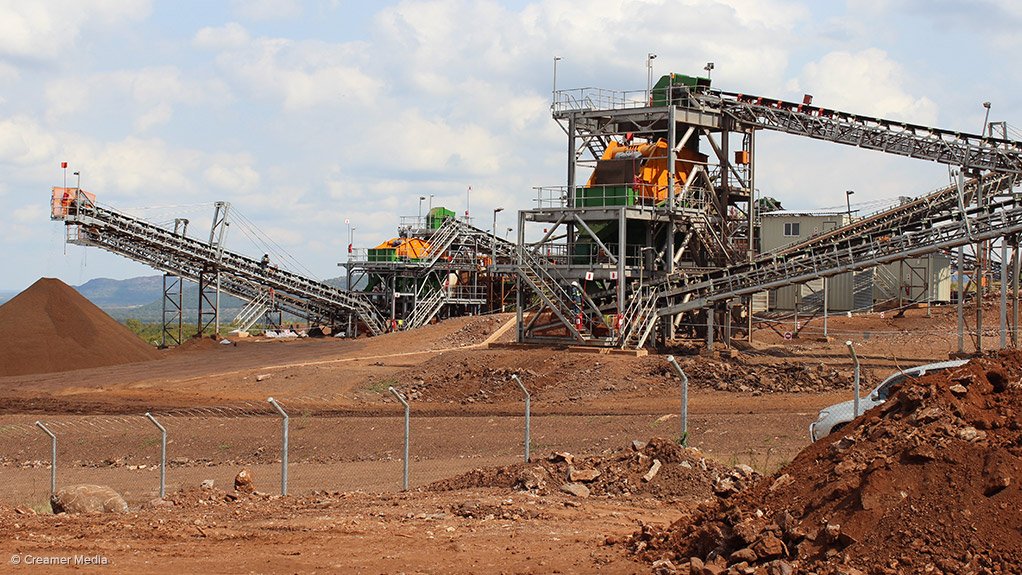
[704,62,714,79]
[73,171,81,190]
[646,53,657,103]
[982,101,992,136]
[418,196,426,226]
[552,56,561,110]
[845,190,855,223]
[428,194,434,213]
[492,207,504,269]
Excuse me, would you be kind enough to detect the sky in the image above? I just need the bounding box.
[1,0,1020,292]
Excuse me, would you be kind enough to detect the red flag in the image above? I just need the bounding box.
[348,243,353,254]
[61,162,67,168]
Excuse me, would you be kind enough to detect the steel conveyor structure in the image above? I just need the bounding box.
[516,72,1022,349]
[51,191,388,336]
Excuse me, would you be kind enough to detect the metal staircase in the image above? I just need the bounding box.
[517,247,589,342]
[617,283,665,349]
[871,265,901,303]
[404,283,448,329]
[52,190,388,336]
[423,218,464,266]
[231,286,274,333]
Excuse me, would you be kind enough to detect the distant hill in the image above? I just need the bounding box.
[70,274,350,322]
[75,276,166,308]
[0,290,17,305]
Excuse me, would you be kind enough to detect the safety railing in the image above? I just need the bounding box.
[552,87,649,114]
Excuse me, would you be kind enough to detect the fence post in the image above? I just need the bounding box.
[846,341,861,417]
[144,412,167,498]
[511,374,531,462]
[665,355,689,446]
[35,421,57,496]
[267,397,289,496]
[389,387,410,491]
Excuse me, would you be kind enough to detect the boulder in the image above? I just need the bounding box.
[560,482,591,498]
[234,468,254,493]
[568,466,601,482]
[50,485,128,514]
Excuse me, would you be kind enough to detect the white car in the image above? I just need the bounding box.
[809,359,969,441]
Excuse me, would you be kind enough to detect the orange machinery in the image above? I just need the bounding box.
[584,138,706,204]
[50,187,96,219]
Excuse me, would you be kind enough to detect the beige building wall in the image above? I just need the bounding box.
[762,213,854,312]
[760,213,952,312]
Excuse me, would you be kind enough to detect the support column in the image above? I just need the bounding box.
[566,115,577,207]
[516,212,525,343]
[747,130,756,262]
[958,246,965,354]
[925,254,932,318]
[706,307,714,351]
[161,274,183,348]
[666,106,677,294]
[746,131,756,343]
[197,270,219,338]
[898,260,904,311]
[566,115,577,265]
[977,249,983,353]
[1014,241,1020,347]
[747,294,754,343]
[617,207,626,311]
[823,276,829,338]
[1001,239,1008,349]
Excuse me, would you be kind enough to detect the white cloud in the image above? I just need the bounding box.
[0,116,59,165]
[0,0,151,63]
[792,49,939,124]
[134,103,173,132]
[193,22,251,51]
[13,203,44,224]
[204,155,262,193]
[231,0,303,21]
[44,66,227,131]
[209,36,380,110]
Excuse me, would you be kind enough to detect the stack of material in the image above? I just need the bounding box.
[0,278,160,376]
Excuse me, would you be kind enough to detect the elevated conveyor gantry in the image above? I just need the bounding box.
[707,90,1022,175]
[51,190,388,335]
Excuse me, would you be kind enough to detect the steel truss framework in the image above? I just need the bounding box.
[514,79,1022,349]
[53,196,389,336]
[342,217,518,331]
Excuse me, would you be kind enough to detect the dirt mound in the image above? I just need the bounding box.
[0,278,160,376]
[393,350,853,404]
[172,336,223,352]
[427,437,759,503]
[630,352,1022,574]
[429,314,512,348]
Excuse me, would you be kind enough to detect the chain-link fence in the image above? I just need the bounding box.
[0,369,817,510]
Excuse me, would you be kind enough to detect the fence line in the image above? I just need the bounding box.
[0,365,711,509]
